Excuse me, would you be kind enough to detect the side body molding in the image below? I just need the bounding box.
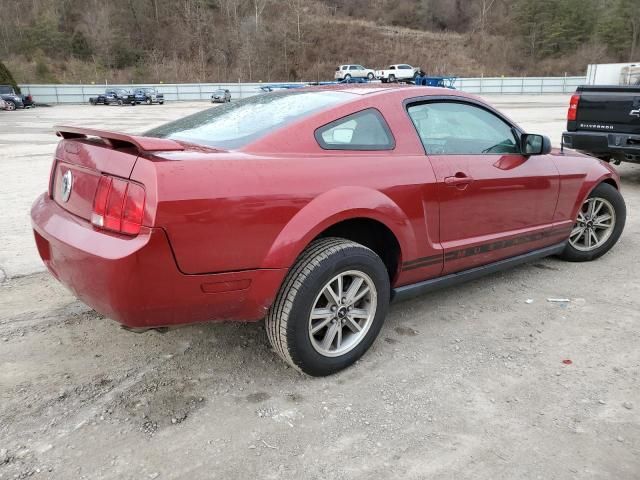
[260,186,419,271]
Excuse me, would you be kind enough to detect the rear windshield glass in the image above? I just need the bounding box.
[146,90,352,149]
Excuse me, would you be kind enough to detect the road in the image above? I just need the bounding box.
[0,95,638,479]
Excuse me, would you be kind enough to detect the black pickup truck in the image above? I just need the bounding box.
[89,89,136,106]
[562,85,640,164]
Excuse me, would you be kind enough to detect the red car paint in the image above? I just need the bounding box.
[31,86,619,328]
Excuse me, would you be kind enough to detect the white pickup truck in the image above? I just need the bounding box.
[375,64,422,83]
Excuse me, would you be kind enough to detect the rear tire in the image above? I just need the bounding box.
[389,74,396,83]
[559,183,626,262]
[266,238,390,376]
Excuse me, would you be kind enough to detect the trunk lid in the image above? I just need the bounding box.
[51,126,184,222]
[52,140,141,221]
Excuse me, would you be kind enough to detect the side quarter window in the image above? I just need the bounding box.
[315,109,395,150]
[407,101,519,155]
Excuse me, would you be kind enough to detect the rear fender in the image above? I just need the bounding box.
[261,186,417,269]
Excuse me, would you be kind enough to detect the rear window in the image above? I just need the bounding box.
[146,90,352,149]
[315,109,395,150]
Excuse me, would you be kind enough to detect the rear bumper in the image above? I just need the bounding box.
[31,193,286,328]
[562,131,640,162]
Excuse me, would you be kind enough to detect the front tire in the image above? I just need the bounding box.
[559,182,626,262]
[5,100,16,111]
[266,238,390,376]
[367,72,374,80]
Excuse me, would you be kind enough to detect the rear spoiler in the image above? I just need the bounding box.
[54,125,185,152]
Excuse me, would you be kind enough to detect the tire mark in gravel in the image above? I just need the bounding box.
[53,340,193,439]
[0,303,91,328]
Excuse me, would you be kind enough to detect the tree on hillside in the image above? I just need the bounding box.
[597,0,640,61]
[0,60,19,92]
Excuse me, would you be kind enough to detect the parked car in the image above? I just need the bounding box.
[562,85,640,164]
[211,88,231,103]
[32,86,626,376]
[89,89,136,106]
[334,65,376,81]
[375,64,422,83]
[0,84,34,109]
[134,87,164,105]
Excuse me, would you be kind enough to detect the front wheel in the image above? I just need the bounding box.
[559,182,626,262]
[5,101,16,111]
[367,72,374,80]
[266,238,390,376]
[389,74,396,82]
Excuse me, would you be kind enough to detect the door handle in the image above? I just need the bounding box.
[444,173,474,187]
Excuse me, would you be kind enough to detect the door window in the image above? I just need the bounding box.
[407,101,519,155]
[315,109,395,150]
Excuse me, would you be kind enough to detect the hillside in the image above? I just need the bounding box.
[1,0,638,84]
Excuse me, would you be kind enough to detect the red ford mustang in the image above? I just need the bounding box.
[31,85,626,376]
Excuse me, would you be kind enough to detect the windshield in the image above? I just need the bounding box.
[146,90,352,149]
[0,86,15,94]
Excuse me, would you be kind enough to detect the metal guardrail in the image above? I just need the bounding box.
[18,77,587,104]
[455,76,586,94]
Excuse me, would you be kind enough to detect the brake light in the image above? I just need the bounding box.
[567,94,580,121]
[92,175,145,235]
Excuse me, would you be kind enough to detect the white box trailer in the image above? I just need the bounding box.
[620,65,640,85]
[586,62,640,85]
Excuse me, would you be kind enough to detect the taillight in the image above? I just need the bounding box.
[91,175,145,235]
[567,94,580,121]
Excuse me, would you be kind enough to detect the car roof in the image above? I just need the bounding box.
[303,83,468,99]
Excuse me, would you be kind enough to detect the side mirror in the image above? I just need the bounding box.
[522,134,552,155]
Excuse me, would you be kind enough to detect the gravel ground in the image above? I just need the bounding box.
[0,95,638,479]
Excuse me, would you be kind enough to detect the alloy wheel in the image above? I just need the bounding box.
[569,197,616,251]
[308,270,377,358]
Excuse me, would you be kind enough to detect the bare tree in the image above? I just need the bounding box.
[254,0,269,33]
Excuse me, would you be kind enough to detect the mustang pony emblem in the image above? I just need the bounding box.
[61,170,73,202]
